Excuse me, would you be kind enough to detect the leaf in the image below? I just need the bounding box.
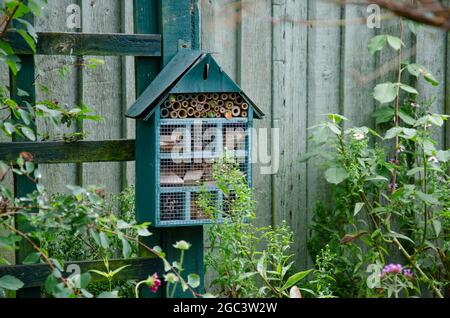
[399,84,418,95]
[187,274,200,288]
[372,106,394,124]
[368,35,387,54]
[436,150,450,163]
[99,232,109,249]
[324,167,348,185]
[0,275,24,291]
[373,82,397,104]
[89,270,109,279]
[122,238,132,258]
[387,231,415,244]
[73,273,91,289]
[137,227,152,237]
[257,252,267,279]
[290,286,302,298]
[386,35,403,51]
[398,110,416,125]
[280,270,313,291]
[354,202,365,216]
[416,191,439,205]
[21,126,36,141]
[407,167,424,176]
[3,122,15,136]
[98,291,119,298]
[432,219,442,237]
[44,273,58,294]
[110,265,130,277]
[23,252,40,265]
[384,127,403,140]
[18,29,36,53]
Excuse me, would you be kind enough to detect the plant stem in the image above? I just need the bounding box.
[0,4,20,39]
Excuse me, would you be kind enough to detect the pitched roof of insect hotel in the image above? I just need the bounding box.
[125,50,265,121]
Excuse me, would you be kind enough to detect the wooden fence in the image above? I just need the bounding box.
[1,0,449,276]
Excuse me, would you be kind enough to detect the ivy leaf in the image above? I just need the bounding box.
[386,35,403,51]
[373,82,397,104]
[368,35,387,54]
[187,274,200,288]
[325,167,348,185]
[0,275,24,291]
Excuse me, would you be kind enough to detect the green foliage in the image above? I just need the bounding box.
[305,20,449,298]
[199,156,312,298]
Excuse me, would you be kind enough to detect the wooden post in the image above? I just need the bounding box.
[134,0,203,298]
[9,16,40,297]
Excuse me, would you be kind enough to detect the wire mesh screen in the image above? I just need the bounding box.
[156,93,251,226]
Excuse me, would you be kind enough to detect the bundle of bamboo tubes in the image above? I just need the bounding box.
[161,93,249,119]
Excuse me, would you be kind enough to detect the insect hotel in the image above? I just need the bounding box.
[126,50,264,227]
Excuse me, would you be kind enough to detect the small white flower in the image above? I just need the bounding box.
[353,132,365,141]
[428,156,439,164]
[397,144,406,153]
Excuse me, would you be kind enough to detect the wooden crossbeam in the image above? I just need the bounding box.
[0,139,135,164]
[0,258,162,288]
[4,31,161,56]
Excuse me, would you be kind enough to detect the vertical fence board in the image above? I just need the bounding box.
[81,0,123,195]
[305,0,342,267]
[35,0,80,192]
[240,0,273,228]
[272,0,308,268]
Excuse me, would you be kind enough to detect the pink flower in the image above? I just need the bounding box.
[403,269,413,279]
[381,263,403,277]
[145,273,162,293]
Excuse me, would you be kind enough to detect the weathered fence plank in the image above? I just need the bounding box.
[5,31,161,56]
[272,0,309,269]
[0,140,135,164]
[81,0,124,195]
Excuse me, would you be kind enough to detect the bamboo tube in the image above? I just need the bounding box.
[187,107,195,117]
[215,112,222,118]
[232,106,241,117]
[217,100,224,107]
[212,93,220,100]
[196,94,207,104]
[206,93,213,100]
[220,93,228,100]
[209,100,217,108]
[194,111,201,118]
[207,111,216,118]
[235,96,244,105]
[176,95,185,102]
[241,103,249,110]
[225,101,234,109]
[190,100,198,108]
[196,104,204,112]
[228,93,237,100]
[182,101,189,108]
[214,106,220,112]
[164,100,172,108]
[203,102,211,112]
[168,95,177,103]
[170,111,178,119]
[241,111,248,118]
[172,101,181,111]
[178,109,188,119]
[161,108,170,118]
[220,107,226,114]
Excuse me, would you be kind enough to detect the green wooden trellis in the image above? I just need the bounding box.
[0,0,203,298]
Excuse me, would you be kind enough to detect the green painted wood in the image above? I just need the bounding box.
[4,31,161,56]
[0,258,163,288]
[271,0,309,269]
[0,140,135,164]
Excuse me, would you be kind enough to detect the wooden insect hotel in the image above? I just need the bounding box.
[126,50,264,227]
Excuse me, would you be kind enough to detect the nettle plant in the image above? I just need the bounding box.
[0,1,201,298]
[304,20,449,298]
